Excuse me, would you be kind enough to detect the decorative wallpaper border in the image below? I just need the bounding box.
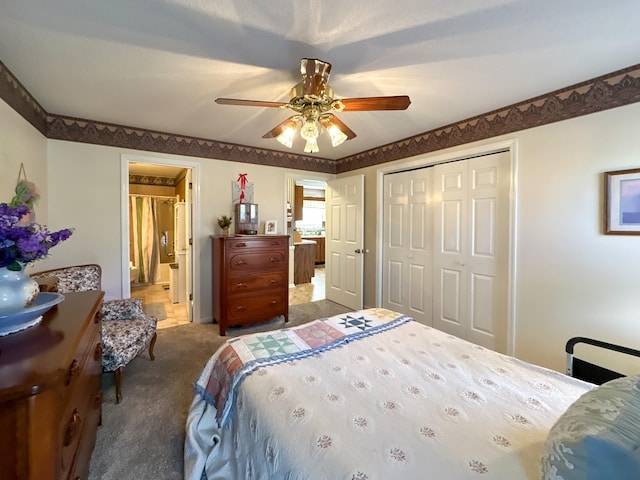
[336,64,640,173]
[2,59,640,175]
[45,115,338,174]
[0,60,48,135]
[129,174,177,186]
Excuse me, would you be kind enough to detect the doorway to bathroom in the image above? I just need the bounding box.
[123,156,197,329]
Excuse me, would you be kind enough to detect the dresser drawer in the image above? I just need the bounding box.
[227,251,287,273]
[59,371,101,477]
[228,271,287,293]
[227,236,288,250]
[226,292,288,324]
[60,314,101,407]
[67,384,101,480]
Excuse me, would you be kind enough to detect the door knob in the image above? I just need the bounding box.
[355,249,362,254]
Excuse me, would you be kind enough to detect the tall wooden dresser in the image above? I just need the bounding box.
[0,290,105,480]
[212,235,289,335]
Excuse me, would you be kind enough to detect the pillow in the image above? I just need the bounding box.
[542,375,640,479]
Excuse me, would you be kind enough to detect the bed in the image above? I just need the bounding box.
[184,308,640,480]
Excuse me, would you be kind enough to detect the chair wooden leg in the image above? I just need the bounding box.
[149,332,157,361]
[114,367,123,404]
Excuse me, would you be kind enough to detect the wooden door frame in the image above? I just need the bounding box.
[376,139,519,355]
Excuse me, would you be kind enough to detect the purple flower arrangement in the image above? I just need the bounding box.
[0,202,73,271]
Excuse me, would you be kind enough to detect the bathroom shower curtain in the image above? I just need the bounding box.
[130,195,161,285]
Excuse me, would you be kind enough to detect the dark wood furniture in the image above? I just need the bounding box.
[294,240,317,284]
[294,185,304,221]
[212,235,289,335]
[301,235,325,264]
[0,290,105,480]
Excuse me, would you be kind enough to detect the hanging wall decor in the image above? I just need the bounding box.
[604,167,640,235]
[231,173,254,204]
[11,163,40,222]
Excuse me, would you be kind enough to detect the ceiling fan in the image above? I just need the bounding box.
[215,58,411,154]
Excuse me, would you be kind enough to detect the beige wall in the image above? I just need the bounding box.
[38,137,331,323]
[0,101,48,221]
[2,97,640,374]
[344,101,640,372]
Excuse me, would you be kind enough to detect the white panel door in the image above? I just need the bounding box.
[382,169,433,325]
[433,151,510,352]
[433,162,468,339]
[325,175,364,310]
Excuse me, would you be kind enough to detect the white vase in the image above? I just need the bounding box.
[0,266,40,314]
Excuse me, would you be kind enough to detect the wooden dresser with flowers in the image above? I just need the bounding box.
[0,290,104,480]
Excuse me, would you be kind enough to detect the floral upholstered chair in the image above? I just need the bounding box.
[31,264,158,403]
[99,297,157,402]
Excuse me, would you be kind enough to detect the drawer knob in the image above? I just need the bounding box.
[237,242,247,247]
[95,310,103,324]
[235,282,247,288]
[234,305,246,312]
[64,409,81,447]
[268,279,277,284]
[93,389,103,409]
[94,342,103,361]
[65,359,80,386]
[269,257,277,263]
[235,260,247,266]
[270,300,278,305]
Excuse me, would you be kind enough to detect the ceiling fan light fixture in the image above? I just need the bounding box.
[300,118,319,142]
[276,125,296,148]
[221,58,410,154]
[304,138,319,153]
[328,123,348,147]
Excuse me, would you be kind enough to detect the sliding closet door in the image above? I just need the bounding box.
[433,151,510,352]
[382,168,433,325]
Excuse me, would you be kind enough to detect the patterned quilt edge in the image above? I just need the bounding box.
[207,313,413,428]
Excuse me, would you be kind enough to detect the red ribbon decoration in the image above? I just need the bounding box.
[237,173,247,203]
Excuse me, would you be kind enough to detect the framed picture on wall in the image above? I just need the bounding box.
[605,167,640,235]
[265,220,277,235]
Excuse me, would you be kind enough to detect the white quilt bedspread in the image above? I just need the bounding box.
[185,309,592,480]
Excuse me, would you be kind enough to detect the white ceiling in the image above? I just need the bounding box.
[2,0,640,161]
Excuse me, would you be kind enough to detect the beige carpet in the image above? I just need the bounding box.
[88,299,351,480]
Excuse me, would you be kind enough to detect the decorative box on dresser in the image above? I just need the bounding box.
[212,235,289,335]
[0,290,105,480]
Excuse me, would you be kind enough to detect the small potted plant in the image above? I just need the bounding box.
[217,215,232,236]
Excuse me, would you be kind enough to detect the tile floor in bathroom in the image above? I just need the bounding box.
[131,266,326,329]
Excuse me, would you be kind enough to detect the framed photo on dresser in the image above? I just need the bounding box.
[265,220,277,235]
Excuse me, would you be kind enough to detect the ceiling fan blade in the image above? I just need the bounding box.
[215,98,287,108]
[300,58,332,97]
[338,95,411,111]
[321,114,357,140]
[262,117,297,139]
